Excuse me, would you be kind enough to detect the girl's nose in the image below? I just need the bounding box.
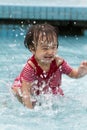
[47,49,55,55]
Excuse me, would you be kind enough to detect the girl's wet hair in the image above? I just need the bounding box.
[24,23,58,51]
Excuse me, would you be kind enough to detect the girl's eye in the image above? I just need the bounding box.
[52,46,57,49]
[42,46,57,50]
[42,48,48,50]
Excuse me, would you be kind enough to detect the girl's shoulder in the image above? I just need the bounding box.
[27,60,36,71]
[55,56,64,67]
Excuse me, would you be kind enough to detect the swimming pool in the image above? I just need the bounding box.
[0,23,87,130]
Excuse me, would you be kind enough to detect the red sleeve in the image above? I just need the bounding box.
[60,60,72,75]
[20,63,35,82]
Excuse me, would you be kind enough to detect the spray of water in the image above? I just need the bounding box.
[0,80,16,101]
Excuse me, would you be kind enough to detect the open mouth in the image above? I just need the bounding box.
[44,56,53,60]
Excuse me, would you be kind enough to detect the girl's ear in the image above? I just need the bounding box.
[30,47,35,54]
[31,50,35,55]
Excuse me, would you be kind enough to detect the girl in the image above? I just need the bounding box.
[12,23,87,109]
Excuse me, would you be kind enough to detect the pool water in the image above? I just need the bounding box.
[0,24,87,130]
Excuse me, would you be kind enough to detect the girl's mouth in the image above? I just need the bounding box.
[44,56,54,60]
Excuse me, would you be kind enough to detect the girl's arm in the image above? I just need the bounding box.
[69,61,87,78]
[21,80,33,109]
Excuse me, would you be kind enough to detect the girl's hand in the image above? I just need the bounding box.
[78,61,87,77]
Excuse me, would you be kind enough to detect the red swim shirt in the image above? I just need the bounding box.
[13,55,72,96]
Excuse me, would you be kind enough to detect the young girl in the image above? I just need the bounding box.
[12,23,87,109]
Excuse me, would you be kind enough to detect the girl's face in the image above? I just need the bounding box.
[33,36,58,65]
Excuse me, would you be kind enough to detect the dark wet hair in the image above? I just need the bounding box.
[24,23,58,51]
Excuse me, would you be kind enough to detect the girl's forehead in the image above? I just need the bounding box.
[38,41,57,47]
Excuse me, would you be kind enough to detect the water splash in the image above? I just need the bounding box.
[0,80,16,101]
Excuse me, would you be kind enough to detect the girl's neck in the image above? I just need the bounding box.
[35,57,50,72]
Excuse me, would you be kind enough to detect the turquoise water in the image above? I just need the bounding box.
[0,24,87,130]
